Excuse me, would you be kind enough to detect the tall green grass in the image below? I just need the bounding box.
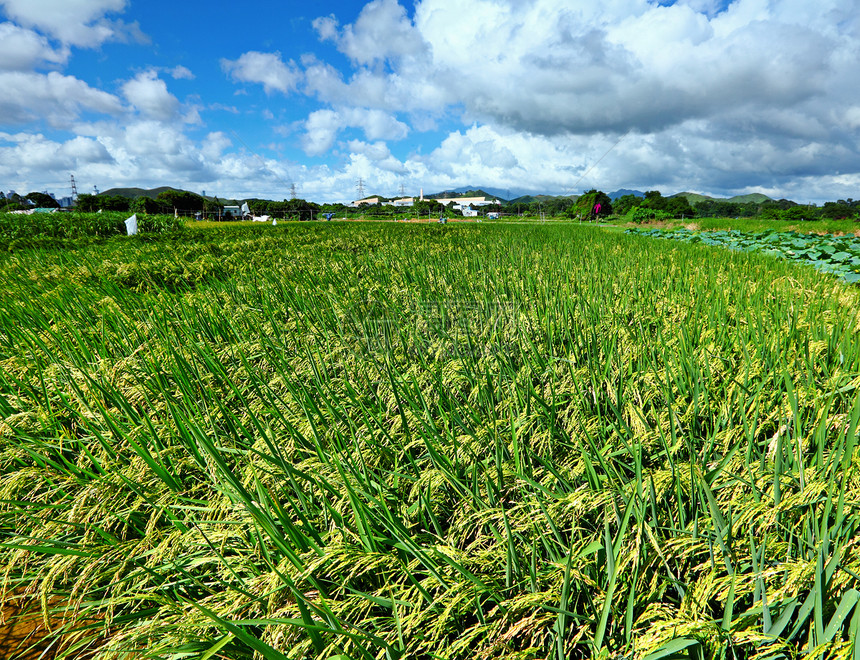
[0,211,186,251]
[1,222,859,659]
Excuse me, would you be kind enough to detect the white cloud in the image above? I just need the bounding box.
[299,0,855,138]
[0,23,69,71]
[301,109,341,156]
[221,51,301,94]
[282,0,860,201]
[300,107,408,155]
[202,131,231,161]
[0,70,124,126]
[312,14,339,42]
[57,135,113,162]
[335,0,426,65]
[0,132,112,186]
[0,0,143,47]
[122,70,180,121]
[169,65,194,80]
[346,140,407,172]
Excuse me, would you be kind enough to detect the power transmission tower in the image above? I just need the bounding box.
[289,183,298,199]
[399,183,406,196]
[356,178,366,200]
[70,174,78,200]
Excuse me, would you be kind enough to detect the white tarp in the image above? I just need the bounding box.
[125,214,138,236]
[252,215,270,222]
[241,202,250,216]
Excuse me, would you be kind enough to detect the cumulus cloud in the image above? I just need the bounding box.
[221,51,301,94]
[0,70,124,126]
[122,70,180,121]
[334,0,426,65]
[300,107,409,155]
[57,135,113,163]
[202,131,231,160]
[346,140,408,172]
[302,0,850,138]
[0,0,145,46]
[0,132,112,185]
[0,23,69,70]
[301,109,342,156]
[282,0,860,200]
[169,65,194,80]
[312,14,339,42]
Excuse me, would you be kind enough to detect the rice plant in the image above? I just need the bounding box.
[1,222,859,659]
[0,211,185,251]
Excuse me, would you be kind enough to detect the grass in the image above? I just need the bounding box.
[1,221,860,659]
[619,216,860,236]
[0,211,185,251]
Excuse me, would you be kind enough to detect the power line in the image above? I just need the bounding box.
[565,130,632,196]
[229,129,295,197]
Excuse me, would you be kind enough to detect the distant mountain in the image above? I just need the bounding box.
[671,192,714,203]
[507,194,578,205]
[426,188,509,201]
[728,193,772,203]
[608,189,645,200]
[672,191,773,204]
[99,186,181,199]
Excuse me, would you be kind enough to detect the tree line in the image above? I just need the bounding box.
[3,188,859,222]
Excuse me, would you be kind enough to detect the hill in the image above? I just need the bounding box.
[99,186,182,199]
[672,191,773,204]
[507,194,578,206]
[426,188,506,201]
[608,189,646,200]
[728,193,772,203]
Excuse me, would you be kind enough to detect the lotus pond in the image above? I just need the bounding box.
[627,227,860,283]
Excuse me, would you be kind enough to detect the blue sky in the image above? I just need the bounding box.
[1,0,858,203]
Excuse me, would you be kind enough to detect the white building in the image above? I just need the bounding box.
[352,196,381,207]
[435,195,497,208]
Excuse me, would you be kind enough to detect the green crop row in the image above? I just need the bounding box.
[1,222,860,659]
[0,211,186,251]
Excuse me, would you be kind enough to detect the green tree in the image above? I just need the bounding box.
[569,190,612,220]
[25,191,61,208]
[664,196,695,218]
[613,194,642,216]
[130,196,164,214]
[820,201,856,220]
[100,195,131,211]
[75,193,99,212]
[641,190,666,211]
[413,199,443,217]
[782,205,819,221]
[156,190,206,214]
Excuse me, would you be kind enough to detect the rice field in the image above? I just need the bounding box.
[1,221,860,659]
